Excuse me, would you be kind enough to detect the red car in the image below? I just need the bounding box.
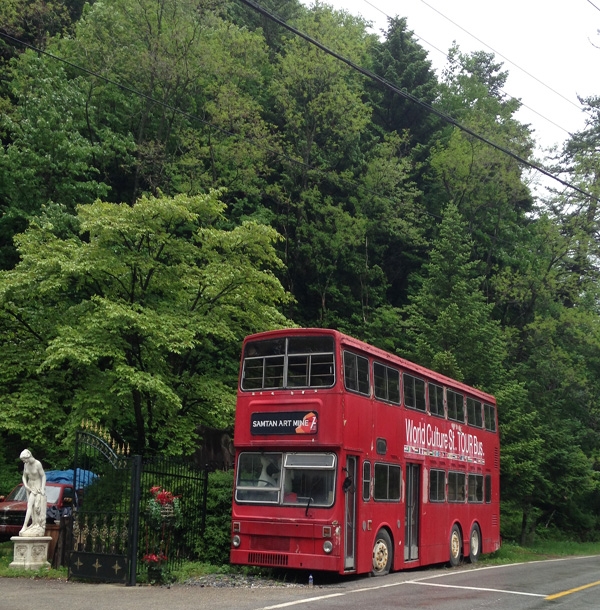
[0,482,76,540]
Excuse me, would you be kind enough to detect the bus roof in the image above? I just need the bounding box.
[243,327,496,404]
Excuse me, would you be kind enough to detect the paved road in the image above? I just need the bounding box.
[2,556,599,610]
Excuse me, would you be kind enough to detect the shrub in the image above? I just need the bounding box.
[195,470,233,566]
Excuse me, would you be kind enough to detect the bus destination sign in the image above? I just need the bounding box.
[251,411,318,435]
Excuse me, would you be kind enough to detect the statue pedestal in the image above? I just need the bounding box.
[9,536,52,570]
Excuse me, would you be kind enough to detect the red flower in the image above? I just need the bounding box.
[156,490,174,505]
[149,486,180,505]
[143,553,167,564]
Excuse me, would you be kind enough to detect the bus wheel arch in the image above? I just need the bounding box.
[449,523,462,567]
[372,528,393,576]
[468,523,481,563]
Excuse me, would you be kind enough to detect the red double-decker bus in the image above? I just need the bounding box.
[230,328,500,576]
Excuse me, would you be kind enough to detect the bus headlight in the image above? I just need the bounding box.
[323,540,333,554]
[232,535,241,548]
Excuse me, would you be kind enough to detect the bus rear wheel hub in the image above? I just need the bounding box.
[373,541,388,571]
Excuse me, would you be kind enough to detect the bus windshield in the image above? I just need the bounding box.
[235,452,336,507]
[241,336,335,390]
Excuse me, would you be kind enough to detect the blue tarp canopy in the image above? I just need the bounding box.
[44,469,97,489]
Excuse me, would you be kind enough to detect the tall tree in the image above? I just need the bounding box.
[493,195,600,540]
[59,0,277,207]
[0,0,83,64]
[367,16,440,145]
[402,202,507,390]
[0,50,129,269]
[265,4,371,322]
[0,191,290,457]
[427,46,534,282]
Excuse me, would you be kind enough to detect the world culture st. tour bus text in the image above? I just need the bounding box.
[405,418,485,463]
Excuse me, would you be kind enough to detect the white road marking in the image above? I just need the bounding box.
[408,581,546,597]
[262,593,345,609]
[256,578,543,609]
[255,555,600,609]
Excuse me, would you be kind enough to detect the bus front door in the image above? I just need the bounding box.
[344,456,357,570]
[405,463,420,561]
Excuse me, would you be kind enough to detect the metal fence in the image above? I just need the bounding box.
[68,429,209,584]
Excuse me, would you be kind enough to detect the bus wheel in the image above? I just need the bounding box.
[469,524,481,563]
[372,529,392,576]
[449,524,462,567]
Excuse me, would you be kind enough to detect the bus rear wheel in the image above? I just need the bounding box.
[469,524,481,563]
[372,529,392,576]
[449,524,462,567]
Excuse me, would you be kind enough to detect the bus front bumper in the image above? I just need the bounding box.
[230,519,342,572]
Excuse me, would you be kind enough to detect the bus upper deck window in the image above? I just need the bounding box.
[241,336,334,390]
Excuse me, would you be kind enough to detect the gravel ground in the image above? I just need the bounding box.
[181,573,309,588]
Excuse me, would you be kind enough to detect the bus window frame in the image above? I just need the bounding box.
[429,468,446,502]
[448,471,466,503]
[241,336,335,391]
[373,362,401,405]
[373,462,402,502]
[484,403,497,432]
[362,461,372,502]
[468,473,484,503]
[343,351,370,396]
[404,373,426,412]
[447,389,465,423]
[428,382,445,418]
[467,397,483,428]
[485,474,492,503]
[234,451,337,508]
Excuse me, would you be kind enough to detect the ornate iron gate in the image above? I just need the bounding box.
[69,426,208,585]
[69,429,135,583]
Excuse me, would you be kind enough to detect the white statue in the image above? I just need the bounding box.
[19,449,47,537]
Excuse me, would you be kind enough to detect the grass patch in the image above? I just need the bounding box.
[171,560,274,581]
[480,540,600,566]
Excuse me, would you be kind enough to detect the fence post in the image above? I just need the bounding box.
[127,455,143,586]
[201,463,209,535]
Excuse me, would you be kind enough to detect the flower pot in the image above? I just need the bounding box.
[147,564,164,584]
[160,504,174,518]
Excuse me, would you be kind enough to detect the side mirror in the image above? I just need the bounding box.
[0,495,5,502]
[342,477,353,493]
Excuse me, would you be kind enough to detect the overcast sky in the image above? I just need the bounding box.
[299,0,600,157]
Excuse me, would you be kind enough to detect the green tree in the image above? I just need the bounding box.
[270,4,372,172]
[0,191,291,457]
[62,0,276,208]
[0,0,83,64]
[266,4,399,329]
[402,202,507,390]
[0,50,128,268]
[495,380,544,545]
[367,17,440,145]
[515,306,600,541]
[493,209,600,541]
[428,46,534,279]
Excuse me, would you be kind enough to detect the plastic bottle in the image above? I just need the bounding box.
[308,574,314,587]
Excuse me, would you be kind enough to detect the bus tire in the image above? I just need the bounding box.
[469,524,481,563]
[372,529,393,576]
[449,524,462,567]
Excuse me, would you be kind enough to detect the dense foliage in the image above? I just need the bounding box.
[0,0,599,544]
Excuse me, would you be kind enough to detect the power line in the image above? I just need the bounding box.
[418,0,587,115]
[239,0,598,203]
[0,31,309,166]
[586,0,600,13]
[0,8,595,205]
[358,0,575,139]
[0,30,440,223]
